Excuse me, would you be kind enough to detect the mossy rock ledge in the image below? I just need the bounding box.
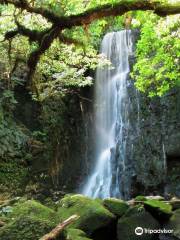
[144,199,173,221]
[103,198,129,217]
[117,205,160,240]
[57,194,115,235]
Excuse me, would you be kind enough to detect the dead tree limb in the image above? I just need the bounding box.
[39,214,79,240]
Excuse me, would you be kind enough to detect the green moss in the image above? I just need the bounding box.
[1,199,58,224]
[57,194,115,235]
[144,200,172,221]
[0,216,62,240]
[0,161,28,194]
[0,199,66,240]
[117,208,160,240]
[66,228,92,240]
[135,196,147,201]
[103,198,129,217]
[43,197,57,209]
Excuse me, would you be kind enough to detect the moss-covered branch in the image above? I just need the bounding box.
[1,1,180,26]
[62,1,180,28]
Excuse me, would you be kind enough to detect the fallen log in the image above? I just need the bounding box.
[39,214,79,240]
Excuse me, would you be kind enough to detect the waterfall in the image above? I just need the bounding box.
[82,30,133,198]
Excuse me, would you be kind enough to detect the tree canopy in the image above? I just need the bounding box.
[0,0,180,87]
[0,0,179,102]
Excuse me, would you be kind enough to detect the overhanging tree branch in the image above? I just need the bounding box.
[60,1,180,28]
[1,0,180,27]
[1,0,180,86]
[4,24,47,43]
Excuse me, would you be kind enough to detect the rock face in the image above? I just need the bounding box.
[105,29,180,199]
[12,31,180,199]
[125,85,180,199]
[44,89,94,192]
[144,199,172,221]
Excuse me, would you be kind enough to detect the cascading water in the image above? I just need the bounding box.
[82,30,133,198]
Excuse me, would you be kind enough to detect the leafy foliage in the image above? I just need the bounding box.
[132,13,180,96]
[0,119,27,158]
[0,0,178,97]
[35,41,111,101]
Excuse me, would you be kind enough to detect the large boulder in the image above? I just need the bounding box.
[144,200,172,221]
[0,199,57,223]
[0,199,61,240]
[57,194,115,235]
[117,205,160,240]
[0,216,59,240]
[103,198,129,217]
[165,209,180,239]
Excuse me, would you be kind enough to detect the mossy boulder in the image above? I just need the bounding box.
[103,198,129,217]
[66,228,92,240]
[144,200,172,221]
[117,206,160,240]
[57,194,115,235]
[1,199,57,223]
[0,216,61,240]
[0,199,62,240]
[165,209,180,239]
